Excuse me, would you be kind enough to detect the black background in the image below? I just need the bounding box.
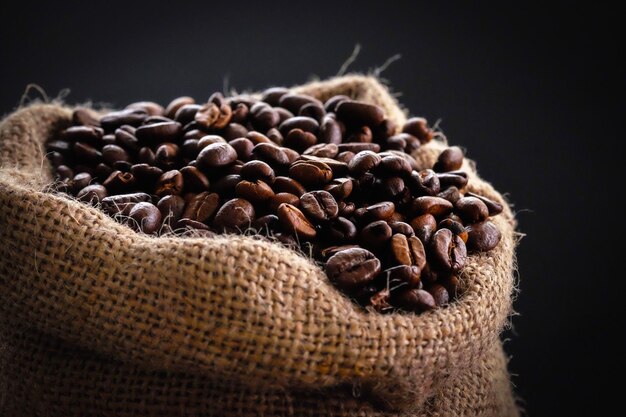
[1,2,620,415]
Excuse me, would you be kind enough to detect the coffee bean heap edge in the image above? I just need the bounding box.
[46,89,503,314]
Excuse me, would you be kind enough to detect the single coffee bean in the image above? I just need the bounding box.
[455,196,489,224]
[195,102,232,129]
[252,214,280,232]
[100,109,148,132]
[434,146,464,172]
[278,93,323,114]
[197,135,227,149]
[391,234,427,270]
[303,143,338,158]
[360,220,392,247]
[157,193,185,223]
[324,217,357,242]
[223,122,249,141]
[154,143,180,170]
[299,102,326,122]
[251,142,293,166]
[62,125,103,146]
[466,220,501,252]
[129,202,162,234]
[102,144,130,166]
[279,116,319,136]
[55,165,73,181]
[179,166,210,192]
[68,172,92,195]
[130,164,163,190]
[430,228,467,272]
[266,127,283,144]
[101,192,151,216]
[465,192,504,216]
[410,213,438,244]
[324,94,350,113]
[76,184,108,205]
[325,248,381,291]
[102,170,136,194]
[355,202,396,222]
[261,87,290,106]
[439,218,469,243]
[174,104,202,125]
[126,101,164,116]
[135,121,182,144]
[402,117,434,143]
[182,192,220,223]
[318,115,342,144]
[268,192,300,213]
[288,160,333,187]
[338,201,356,217]
[93,163,112,181]
[437,172,468,189]
[213,198,256,231]
[319,244,360,259]
[336,142,380,153]
[437,186,462,204]
[272,176,306,197]
[72,107,100,126]
[277,203,317,239]
[379,155,413,177]
[377,177,405,199]
[336,100,385,128]
[411,196,454,217]
[382,265,422,289]
[389,221,414,237]
[229,138,255,161]
[347,125,373,143]
[284,128,318,153]
[47,140,72,155]
[427,283,450,306]
[165,96,195,119]
[324,177,353,200]
[73,142,102,164]
[235,179,275,203]
[348,150,381,177]
[138,147,156,165]
[250,104,280,131]
[196,142,238,171]
[298,155,349,177]
[210,174,240,198]
[300,190,338,223]
[392,288,436,312]
[155,170,184,196]
[408,169,440,196]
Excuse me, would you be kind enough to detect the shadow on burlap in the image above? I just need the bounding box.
[0,75,520,416]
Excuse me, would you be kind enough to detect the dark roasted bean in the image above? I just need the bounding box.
[348,150,381,177]
[213,198,255,231]
[455,196,489,223]
[392,288,436,312]
[369,288,393,313]
[429,228,467,272]
[268,192,300,213]
[360,220,392,247]
[427,283,450,306]
[261,87,290,106]
[299,102,325,122]
[135,121,182,145]
[102,144,129,166]
[165,96,195,119]
[101,192,151,216]
[336,101,385,128]
[389,221,414,237]
[391,234,427,271]
[195,102,232,130]
[277,203,317,239]
[72,108,100,126]
[402,117,434,143]
[68,172,92,195]
[324,95,350,113]
[355,202,395,222]
[318,115,342,144]
[222,122,249,140]
[379,155,413,177]
[439,218,469,243]
[336,142,380,153]
[103,170,136,194]
[272,176,306,197]
[324,217,357,242]
[278,93,323,114]
[338,201,356,217]
[62,126,103,146]
[251,142,292,166]
[437,172,468,189]
[154,143,180,170]
[325,248,381,291]
[279,116,319,136]
[126,101,164,116]
[382,265,422,289]
[252,214,280,232]
[196,142,237,170]
[300,190,338,223]
[284,128,317,152]
[324,178,353,200]
[410,213,438,244]
[288,160,333,187]
[466,221,501,252]
[411,196,454,217]
[434,146,464,172]
[155,170,184,196]
[235,179,275,203]
[229,138,255,161]
[76,184,108,205]
[465,192,504,216]
[303,143,338,158]
[437,186,462,204]
[408,169,440,196]
[100,109,148,133]
[157,195,186,229]
[129,202,162,234]
[347,125,373,143]
[174,104,201,125]
[182,192,220,223]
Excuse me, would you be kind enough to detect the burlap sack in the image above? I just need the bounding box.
[0,75,519,416]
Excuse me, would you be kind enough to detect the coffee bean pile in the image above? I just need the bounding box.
[46,88,502,314]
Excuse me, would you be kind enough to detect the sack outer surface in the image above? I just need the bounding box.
[0,75,520,416]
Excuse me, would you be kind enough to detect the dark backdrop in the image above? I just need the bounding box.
[1,2,620,415]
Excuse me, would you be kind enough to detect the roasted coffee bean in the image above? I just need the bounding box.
[68,172,92,195]
[360,220,392,247]
[223,122,249,140]
[440,274,461,297]
[369,289,393,313]
[47,139,71,154]
[129,202,162,234]
[465,192,504,216]
[213,198,255,231]
[335,151,354,164]
[439,218,469,243]
[300,190,338,223]
[348,150,381,177]
[434,146,464,172]
[178,218,211,232]
[180,166,210,192]
[411,196,453,217]
[197,135,227,149]
[246,131,272,145]
[101,192,151,216]
[324,217,357,242]
[379,155,413,177]
[402,117,434,143]
[278,93,322,114]
[100,109,148,133]
[157,194,186,229]
[93,163,112,180]
[324,178,353,200]
[72,107,100,126]
[336,101,385,128]
[317,115,342,144]
[130,164,163,189]
[55,165,74,181]
[102,144,130,166]
[284,128,317,153]
[155,170,184,196]
[298,102,325,122]
[261,87,290,106]
[102,133,116,146]
[338,201,356,217]
[389,221,414,237]
[391,234,427,270]
[386,133,420,153]
[251,142,293,166]
[392,288,436,312]
[229,138,255,161]
[288,160,333,187]
[272,176,306,196]
[62,125,103,146]
[182,192,220,223]
[195,102,232,129]
[174,104,201,125]
[324,94,350,113]
[319,244,360,259]
[303,143,338,158]
[154,143,180,169]
[437,172,468,189]
[235,179,275,203]
[382,265,422,289]
[126,101,164,116]
[165,97,195,119]
[266,127,283,144]
[336,142,380,153]
[455,196,489,224]
[325,248,381,290]
[268,192,300,213]
[466,220,501,252]
[252,214,280,232]
[410,213,438,244]
[355,202,395,222]
[196,142,237,170]
[114,127,140,152]
[73,142,102,164]
[347,126,373,143]
[76,184,108,205]
[377,176,405,199]
[298,155,348,177]
[277,203,317,239]
[437,186,462,204]
[138,147,156,165]
[427,284,450,306]
[135,121,182,145]
[429,228,467,272]
[279,116,319,136]
[250,104,280,131]
[103,170,136,194]
[408,169,440,196]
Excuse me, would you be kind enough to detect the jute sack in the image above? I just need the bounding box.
[0,75,519,416]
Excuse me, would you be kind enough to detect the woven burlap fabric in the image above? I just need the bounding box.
[0,75,519,416]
